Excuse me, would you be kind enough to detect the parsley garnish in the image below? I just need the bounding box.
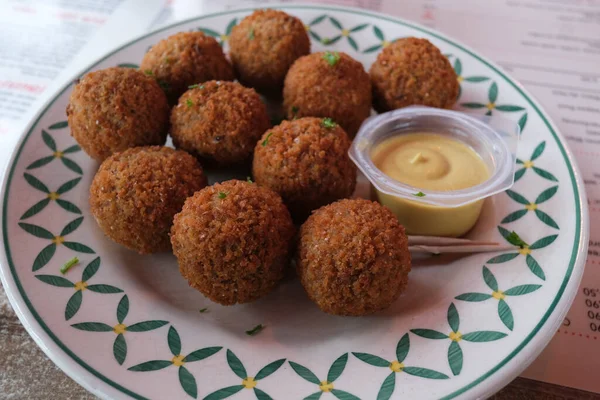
[199,308,208,313]
[291,106,299,114]
[158,80,169,90]
[246,177,253,183]
[186,99,194,108]
[506,231,528,248]
[143,69,154,76]
[188,84,201,89]
[248,28,255,40]
[245,324,264,336]
[218,192,227,199]
[165,57,173,64]
[60,257,79,275]
[261,132,273,146]
[414,191,426,197]
[321,118,337,129]
[322,51,340,66]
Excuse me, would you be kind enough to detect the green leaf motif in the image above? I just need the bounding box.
[65,290,83,320]
[461,331,507,342]
[114,295,128,324]
[86,284,123,294]
[488,82,498,103]
[455,292,492,302]
[533,167,558,182]
[254,388,273,400]
[56,199,82,214]
[536,186,558,204]
[464,76,489,83]
[204,385,244,400]
[255,358,285,380]
[377,372,396,400]
[225,18,237,35]
[42,130,57,151]
[82,257,101,282]
[506,190,529,205]
[453,58,462,76]
[198,28,220,37]
[410,329,448,340]
[113,333,127,365]
[487,253,519,264]
[498,299,514,331]
[373,25,384,41]
[496,105,525,112]
[63,144,81,154]
[352,352,390,367]
[179,366,197,398]
[350,23,368,32]
[128,360,172,372]
[403,367,449,380]
[309,31,322,42]
[483,266,499,291]
[63,242,95,253]
[526,255,546,280]
[226,349,247,379]
[535,209,559,229]
[60,216,83,236]
[347,36,358,51]
[323,36,341,45]
[328,353,349,383]
[71,322,113,332]
[32,244,57,271]
[36,274,74,287]
[329,16,343,30]
[530,235,558,249]
[61,157,83,174]
[531,142,546,161]
[309,15,327,25]
[363,44,382,53]
[24,173,50,193]
[19,222,54,239]
[461,102,485,109]
[447,303,460,332]
[331,389,360,400]
[448,341,463,376]
[514,168,526,182]
[395,333,410,363]
[289,361,320,384]
[117,63,139,69]
[518,113,528,133]
[48,121,69,130]
[304,392,323,400]
[27,155,55,170]
[184,346,222,362]
[504,284,542,296]
[168,326,182,356]
[501,209,528,224]
[21,198,51,220]
[57,177,82,194]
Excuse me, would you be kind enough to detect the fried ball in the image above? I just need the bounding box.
[171,180,295,305]
[90,146,207,254]
[297,199,411,316]
[229,9,310,96]
[140,32,235,104]
[370,37,459,112]
[170,81,271,165]
[253,117,356,221]
[66,67,169,161]
[283,51,371,137]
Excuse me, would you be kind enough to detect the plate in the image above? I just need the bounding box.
[0,5,588,400]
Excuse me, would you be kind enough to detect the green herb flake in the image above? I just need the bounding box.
[188,84,200,89]
[60,257,79,275]
[248,28,255,40]
[261,132,273,147]
[165,57,173,64]
[291,106,299,114]
[143,69,154,76]
[199,308,208,313]
[246,177,253,183]
[158,80,169,90]
[322,51,341,66]
[506,231,528,248]
[245,324,264,336]
[414,191,426,197]
[218,192,227,199]
[321,118,337,129]
[186,99,194,108]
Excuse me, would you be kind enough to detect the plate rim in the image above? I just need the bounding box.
[0,4,589,400]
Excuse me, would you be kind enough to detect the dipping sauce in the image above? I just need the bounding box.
[371,133,490,237]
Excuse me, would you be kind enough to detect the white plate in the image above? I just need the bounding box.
[0,5,588,400]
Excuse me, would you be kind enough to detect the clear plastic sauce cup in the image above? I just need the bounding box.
[349,106,520,237]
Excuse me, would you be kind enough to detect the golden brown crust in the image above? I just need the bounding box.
[370,37,459,112]
[66,67,169,161]
[297,199,411,316]
[170,180,295,305]
[89,146,207,254]
[283,51,371,137]
[170,81,271,165]
[140,32,235,104]
[252,117,356,221]
[229,9,310,96]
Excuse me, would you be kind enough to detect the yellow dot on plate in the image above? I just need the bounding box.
[74,281,88,291]
[492,291,505,300]
[53,151,63,158]
[449,331,462,342]
[242,377,257,389]
[319,381,334,392]
[113,323,127,334]
[171,355,185,366]
[341,29,350,37]
[525,203,538,211]
[486,103,495,110]
[519,246,531,256]
[389,361,404,373]
[47,192,60,200]
[523,160,534,169]
[220,34,228,42]
[52,236,65,245]
[457,76,464,83]
[382,40,390,47]
[304,24,310,31]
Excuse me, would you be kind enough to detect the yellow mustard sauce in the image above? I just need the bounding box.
[371,133,490,237]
